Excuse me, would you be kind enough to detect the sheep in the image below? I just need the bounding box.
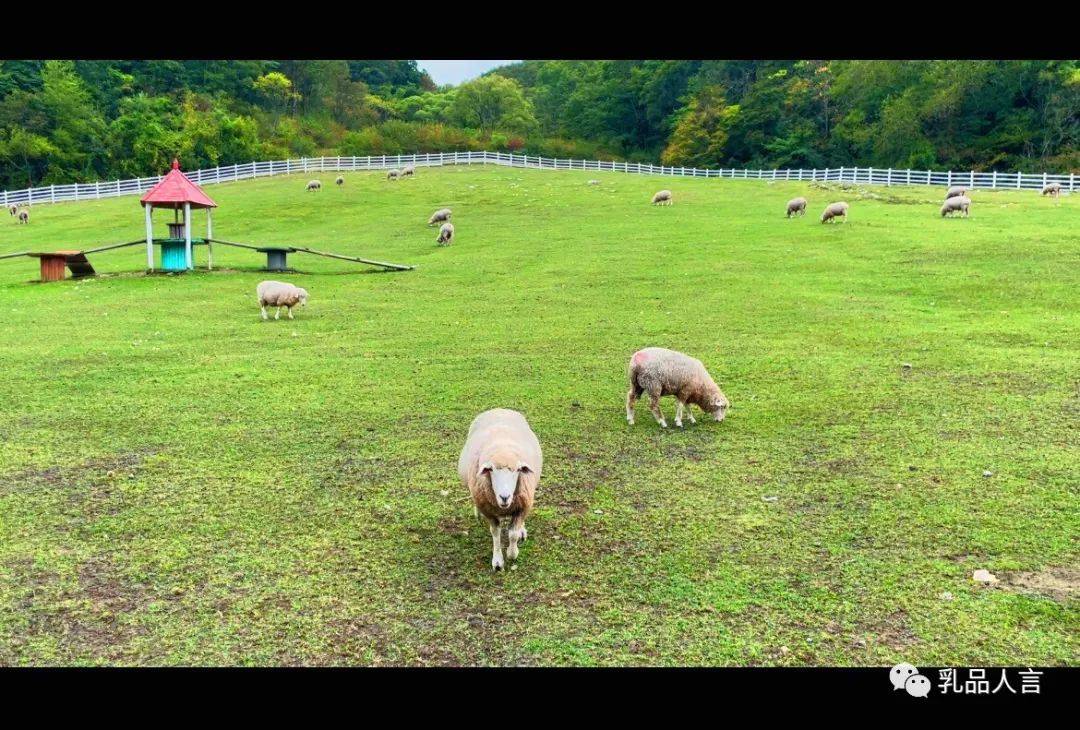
[17,208,29,224]
[626,347,729,429]
[335,176,344,187]
[256,280,308,320]
[436,222,454,245]
[820,201,849,223]
[1042,182,1062,198]
[8,204,17,216]
[387,169,401,181]
[786,197,807,218]
[457,408,543,571]
[402,165,415,177]
[945,185,968,199]
[587,179,600,186]
[940,195,971,218]
[652,189,673,206]
[306,180,321,192]
[428,208,452,226]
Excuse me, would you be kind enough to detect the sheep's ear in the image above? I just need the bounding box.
[517,461,532,474]
[477,461,494,478]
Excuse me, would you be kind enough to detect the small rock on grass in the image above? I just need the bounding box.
[973,569,998,584]
[983,470,994,478]
[762,495,778,502]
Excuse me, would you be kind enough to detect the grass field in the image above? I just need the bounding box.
[0,165,1077,666]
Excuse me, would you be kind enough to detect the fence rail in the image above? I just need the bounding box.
[2,151,1075,207]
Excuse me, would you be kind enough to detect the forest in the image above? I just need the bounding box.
[0,59,1076,187]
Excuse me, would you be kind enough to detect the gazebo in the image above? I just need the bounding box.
[140,159,217,272]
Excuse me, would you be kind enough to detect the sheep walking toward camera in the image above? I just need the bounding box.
[786,197,807,218]
[17,208,29,224]
[387,169,400,181]
[436,222,454,245]
[1042,182,1062,198]
[940,195,971,218]
[256,280,308,321]
[821,201,849,223]
[402,165,415,177]
[652,189,673,206]
[428,208,452,226]
[335,176,344,187]
[458,408,543,571]
[945,185,968,199]
[306,180,321,192]
[8,204,17,216]
[626,347,729,429]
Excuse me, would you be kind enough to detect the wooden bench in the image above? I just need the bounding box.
[27,251,96,282]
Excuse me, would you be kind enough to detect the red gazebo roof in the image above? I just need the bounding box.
[140,159,217,208]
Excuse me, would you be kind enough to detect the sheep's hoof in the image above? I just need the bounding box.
[659,421,668,429]
[507,543,519,560]
[492,555,504,571]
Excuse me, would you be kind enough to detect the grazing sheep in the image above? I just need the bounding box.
[436,222,454,245]
[940,195,971,218]
[1042,182,1062,198]
[786,197,807,218]
[428,208,452,226]
[626,347,729,429]
[652,189,673,206]
[945,185,968,199]
[402,165,415,177]
[335,176,344,187]
[457,408,543,571]
[256,280,308,321]
[587,179,600,185]
[8,204,17,216]
[820,201,849,223]
[306,180,321,192]
[387,169,401,181]
[17,208,29,224]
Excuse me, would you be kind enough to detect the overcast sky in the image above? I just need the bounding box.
[415,60,521,87]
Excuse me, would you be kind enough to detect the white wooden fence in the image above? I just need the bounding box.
[2,151,1075,207]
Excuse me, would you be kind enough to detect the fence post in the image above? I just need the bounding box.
[51,185,55,203]
[1071,172,1076,192]
[970,170,975,187]
[1043,172,1048,190]
[839,166,844,183]
[867,166,872,185]
[992,170,997,188]
[887,168,892,186]
[906,169,911,185]
[947,170,952,186]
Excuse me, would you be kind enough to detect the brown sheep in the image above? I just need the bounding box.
[626,347,729,429]
[457,408,543,571]
[436,222,454,245]
[652,190,673,206]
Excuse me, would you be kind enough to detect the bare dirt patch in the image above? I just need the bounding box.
[1001,566,1080,603]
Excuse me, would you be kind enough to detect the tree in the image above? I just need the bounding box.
[660,86,739,167]
[450,75,537,134]
[253,72,300,120]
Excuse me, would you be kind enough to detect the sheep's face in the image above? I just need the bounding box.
[479,460,532,510]
[296,289,308,307]
[710,392,730,422]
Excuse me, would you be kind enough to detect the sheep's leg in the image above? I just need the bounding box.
[260,306,268,321]
[648,392,667,428]
[287,306,294,320]
[507,514,527,561]
[274,307,281,320]
[675,401,685,428]
[686,404,697,424]
[626,387,639,425]
[488,517,504,571]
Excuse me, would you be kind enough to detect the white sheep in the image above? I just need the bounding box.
[335,176,344,187]
[8,204,17,216]
[457,408,543,571]
[436,222,454,245]
[945,185,968,199]
[402,165,415,177]
[786,197,807,218]
[821,201,849,223]
[306,180,321,192]
[17,208,29,224]
[387,169,401,181]
[587,179,600,185]
[940,195,971,217]
[256,280,308,320]
[626,347,729,428]
[1042,182,1062,198]
[428,208,452,226]
[652,189,673,206]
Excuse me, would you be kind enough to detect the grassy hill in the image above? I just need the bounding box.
[0,166,1076,665]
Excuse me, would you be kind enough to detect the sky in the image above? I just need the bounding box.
[415,60,521,87]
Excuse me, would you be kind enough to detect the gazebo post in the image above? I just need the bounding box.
[206,208,213,270]
[184,201,192,270]
[144,203,154,271]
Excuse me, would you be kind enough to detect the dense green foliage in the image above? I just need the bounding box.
[1,168,1076,665]
[1,60,1076,188]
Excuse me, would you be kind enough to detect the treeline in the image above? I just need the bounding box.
[0,60,1076,188]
